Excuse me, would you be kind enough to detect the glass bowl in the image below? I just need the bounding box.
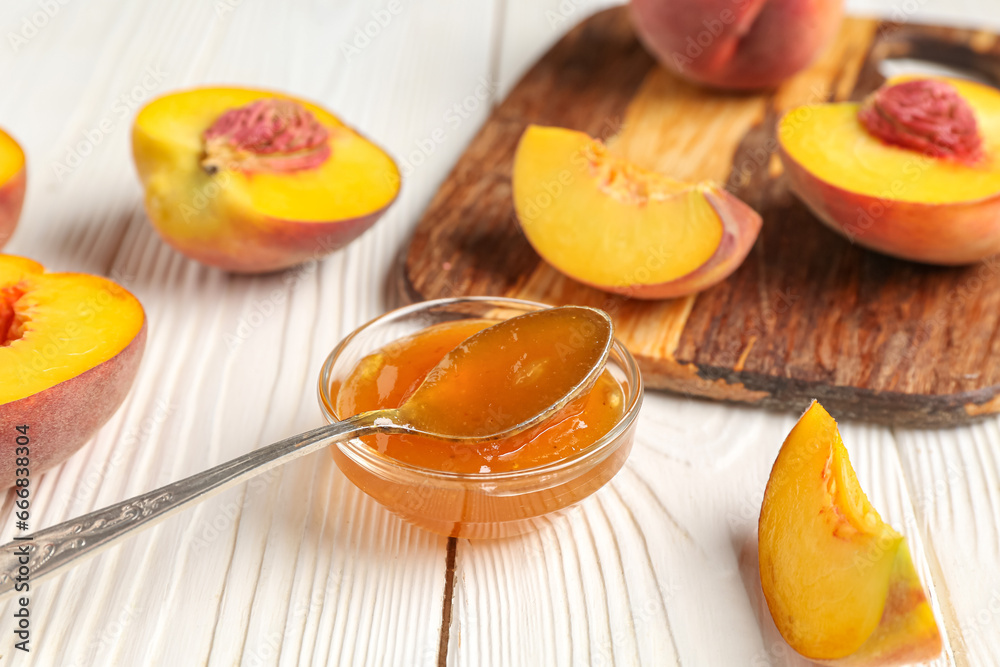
[317,296,643,539]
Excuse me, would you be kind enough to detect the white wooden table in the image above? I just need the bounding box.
[1,0,998,665]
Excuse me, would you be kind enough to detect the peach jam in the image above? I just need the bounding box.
[322,306,642,539]
[331,319,625,474]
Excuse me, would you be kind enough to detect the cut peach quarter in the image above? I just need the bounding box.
[758,401,942,665]
[0,128,26,250]
[0,255,146,484]
[512,125,761,299]
[779,76,1000,264]
[133,87,400,273]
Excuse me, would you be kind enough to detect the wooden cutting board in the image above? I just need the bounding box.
[400,8,1000,427]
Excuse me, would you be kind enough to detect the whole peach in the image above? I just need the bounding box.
[629,0,843,90]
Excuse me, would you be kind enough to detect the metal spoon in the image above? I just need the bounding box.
[0,306,613,597]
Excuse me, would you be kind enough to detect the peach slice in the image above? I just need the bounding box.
[0,255,146,483]
[758,401,942,664]
[629,0,844,90]
[0,128,26,250]
[132,87,400,273]
[512,125,761,299]
[779,76,1000,264]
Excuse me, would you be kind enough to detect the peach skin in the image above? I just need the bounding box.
[629,0,843,90]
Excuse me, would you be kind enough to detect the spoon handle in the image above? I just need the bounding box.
[0,415,384,598]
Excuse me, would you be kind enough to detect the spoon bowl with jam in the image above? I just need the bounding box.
[0,298,640,594]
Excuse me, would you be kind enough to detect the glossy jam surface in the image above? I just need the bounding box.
[332,319,625,474]
[397,306,611,439]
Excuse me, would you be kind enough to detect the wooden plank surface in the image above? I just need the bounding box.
[0,0,998,665]
[0,1,499,665]
[402,7,1000,427]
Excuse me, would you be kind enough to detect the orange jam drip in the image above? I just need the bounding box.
[331,319,625,474]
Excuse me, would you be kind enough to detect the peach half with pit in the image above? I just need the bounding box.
[629,0,844,90]
[0,128,26,250]
[0,255,146,484]
[779,76,1000,265]
[512,125,761,299]
[758,401,942,665]
[132,87,400,273]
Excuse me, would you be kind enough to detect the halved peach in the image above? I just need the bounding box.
[512,125,761,299]
[132,87,400,273]
[779,76,1000,264]
[0,128,26,250]
[629,0,843,90]
[758,401,942,664]
[0,255,146,483]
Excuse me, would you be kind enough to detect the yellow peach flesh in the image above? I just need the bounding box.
[759,401,941,664]
[780,77,1000,204]
[759,402,900,658]
[134,88,398,221]
[0,128,26,250]
[0,129,24,186]
[513,125,725,290]
[0,255,145,403]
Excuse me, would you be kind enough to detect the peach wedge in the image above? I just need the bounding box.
[512,125,761,299]
[758,401,942,665]
[779,76,1000,264]
[0,128,26,250]
[133,87,400,273]
[0,255,146,483]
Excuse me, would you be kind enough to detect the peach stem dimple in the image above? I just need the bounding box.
[201,98,331,174]
[858,79,984,165]
[0,285,28,347]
